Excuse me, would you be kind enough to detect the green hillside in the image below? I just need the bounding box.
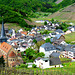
[0,0,75,29]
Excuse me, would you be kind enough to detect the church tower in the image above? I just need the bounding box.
[0,20,7,43]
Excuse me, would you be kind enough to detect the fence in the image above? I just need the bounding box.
[0,67,75,75]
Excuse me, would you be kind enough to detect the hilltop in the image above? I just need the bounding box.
[49,3,75,23]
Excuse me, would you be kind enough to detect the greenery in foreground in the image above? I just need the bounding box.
[15,62,75,75]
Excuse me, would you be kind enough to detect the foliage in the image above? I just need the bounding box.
[19,64,28,68]
[0,56,5,67]
[33,39,37,43]
[21,48,45,62]
[32,64,37,68]
[45,38,51,43]
[44,21,47,25]
[56,22,70,31]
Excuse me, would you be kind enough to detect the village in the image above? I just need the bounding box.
[0,20,75,69]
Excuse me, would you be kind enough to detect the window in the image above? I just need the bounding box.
[13,59,14,61]
[11,59,12,61]
[45,60,48,62]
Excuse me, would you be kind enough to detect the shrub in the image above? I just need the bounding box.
[20,64,28,68]
[32,64,37,68]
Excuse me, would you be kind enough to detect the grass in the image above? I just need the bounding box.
[15,62,75,75]
[64,32,75,44]
[0,23,24,32]
[60,58,71,61]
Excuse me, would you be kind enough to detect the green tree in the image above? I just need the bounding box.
[44,21,47,25]
[45,38,51,43]
[33,39,37,43]
[0,56,5,67]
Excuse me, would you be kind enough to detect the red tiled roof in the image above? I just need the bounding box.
[8,51,16,58]
[18,53,22,57]
[21,31,28,35]
[0,42,12,53]
[9,38,17,41]
[29,34,34,36]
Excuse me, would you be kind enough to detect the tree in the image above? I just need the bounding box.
[45,38,51,43]
[36,52,45,58]
[44,21,47,25]
[33,39,37,43]
[0,56,5,67]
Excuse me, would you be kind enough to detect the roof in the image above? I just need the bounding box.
[8,51,16,58]
[64,45,75,52]
[1,21,6,38]
[55,29,64,33]
[55,34,62,39]
[50,52,60,57]
[21,31,28,35]
[41,58,49,61]
[41,43,56,51]
[0,42,12,53]
[50,57,61,66]
[29,34,34,36]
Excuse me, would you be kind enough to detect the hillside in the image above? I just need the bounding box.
[49,3,75,22]
[55,0,63,4]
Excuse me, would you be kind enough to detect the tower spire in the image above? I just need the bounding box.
[1,20,5,37]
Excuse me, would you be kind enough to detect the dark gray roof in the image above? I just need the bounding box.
[55,29,64,33]
[64,45,75,52]
[50,57,61,66]
[50,52,60,57]
[35,37,43,42]
[41,43,56,51]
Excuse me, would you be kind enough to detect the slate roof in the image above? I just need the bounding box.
[50,52,60,57]
[55,29,64,33]
[41,43,56,51]
[64,45,75,52]
[35,37,43,42]
[50,57,61,66]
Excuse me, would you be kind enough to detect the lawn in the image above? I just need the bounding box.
[64,32,75,44]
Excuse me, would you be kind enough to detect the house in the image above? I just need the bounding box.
[62,45,75,59]
[68,26,75,32]
[42,34,51,40]
[50,52,64,58]
[18,29,23,33]
[65,30,72,34]
[0,42,23,67]
[50,34,65,43]
[55,29,64,35]
[39,43,56,57]
[49,32,57,38]
[20,31,28,36]
[34,57,62,69]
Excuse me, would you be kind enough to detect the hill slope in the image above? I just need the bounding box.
[55,0,63,4]
[49,3,75,21]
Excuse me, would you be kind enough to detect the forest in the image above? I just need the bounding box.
[0,0,75,28]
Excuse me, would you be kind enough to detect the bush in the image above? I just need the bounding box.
[32,64,37,68]
[20,64,28,68]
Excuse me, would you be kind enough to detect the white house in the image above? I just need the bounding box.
[65,30,72,34]
[39,43,56,57]
[62,45,75,59]
[34,57,63,69]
